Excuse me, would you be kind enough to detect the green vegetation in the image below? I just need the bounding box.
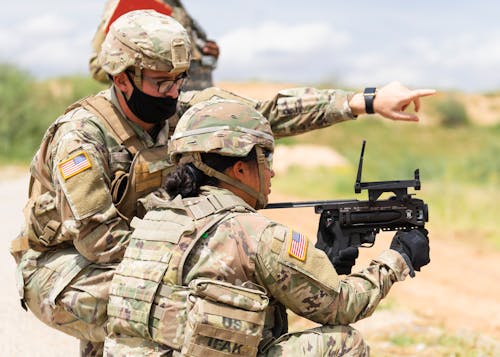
[1,64,498,246]
[1,64,499,355]
[0,64,107,163]
[273,118,500,248]
[0,65,39,161]
[361,300,500,356]
[371,328,499,356]
[434,95,470,127]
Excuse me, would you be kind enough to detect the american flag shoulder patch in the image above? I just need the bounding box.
[58,151,92,180]
[288,230,308,261]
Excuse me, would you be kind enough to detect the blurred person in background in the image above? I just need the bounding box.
[10,8,435,357]
[89,0,219,90]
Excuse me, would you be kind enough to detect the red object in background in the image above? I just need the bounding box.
[105,0,173,33]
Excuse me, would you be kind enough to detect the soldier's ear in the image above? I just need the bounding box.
[113,72,130,92]
[228,161,249,181]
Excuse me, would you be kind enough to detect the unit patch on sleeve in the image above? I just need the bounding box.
[288,230,308,261]
[58,151,92,180]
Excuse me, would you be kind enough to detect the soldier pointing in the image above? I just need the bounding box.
[11,9,435,356]
[103,99,430,356]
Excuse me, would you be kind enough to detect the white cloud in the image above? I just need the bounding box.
[19,40,80,73]
[214,20,500,92]
[18,14,73,37]
[1,1,500,92]
[220,22,349,61]
[1,14,72,53]
[399,32,500,91]
[0,11,95,76]
[217,22,351,82]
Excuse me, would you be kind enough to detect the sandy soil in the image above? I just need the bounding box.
[0,172,79,356]
[1,78,499,355]
[216,81,298,100]
[1,151,499,356]
[261,195,500,340]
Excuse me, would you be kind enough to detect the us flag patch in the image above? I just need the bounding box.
[288,230,308,261]
[58,151,92,180]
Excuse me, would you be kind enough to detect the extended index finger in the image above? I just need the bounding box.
[411,89,437,99]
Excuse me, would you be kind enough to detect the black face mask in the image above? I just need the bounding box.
[124,73,178,124]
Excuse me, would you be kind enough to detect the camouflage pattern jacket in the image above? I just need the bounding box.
[163,0,218,90]
[13,84,356,266]
[89,0,217,88]
[163,0,213,63]
[107,186,410,353]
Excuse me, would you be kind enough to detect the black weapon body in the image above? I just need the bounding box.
[265,141,429,259]
[316,195,427,258]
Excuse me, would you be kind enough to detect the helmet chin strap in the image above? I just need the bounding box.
[179,151,268,209]
[133,57,143,89]
[254,146,268,209]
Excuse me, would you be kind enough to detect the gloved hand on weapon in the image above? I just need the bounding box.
[330,246,359,275]
[316,211,359,275]
[390,228,430,277]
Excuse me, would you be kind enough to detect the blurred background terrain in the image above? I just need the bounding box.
[1,0,500,355]
[1,73,499,356]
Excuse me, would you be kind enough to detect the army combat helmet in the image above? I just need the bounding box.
[98,9,191,88]
[169,99,275,209]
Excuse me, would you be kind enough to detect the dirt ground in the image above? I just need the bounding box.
[262,194,500,339]
[1,82,499,355]
[217,81,500,345]
[1,172,79,356]
[2,153,499,356]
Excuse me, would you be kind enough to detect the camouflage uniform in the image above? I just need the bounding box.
[10,10,358,357]
[103,100,410,356]
[89,0,218,90]
[163,0,218,90]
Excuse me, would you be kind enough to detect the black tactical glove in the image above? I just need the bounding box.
[316,211,359,275]
[330,246,359,275]
[390,229,430,277]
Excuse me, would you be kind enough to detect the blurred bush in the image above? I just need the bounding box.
[0,64,39,161]
[1,63,499,246]
[434,95,470,127]
[274,116,500,248]
[0,63,107,163]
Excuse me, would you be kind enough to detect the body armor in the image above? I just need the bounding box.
[108,191,270,356]
[14,95,174,253]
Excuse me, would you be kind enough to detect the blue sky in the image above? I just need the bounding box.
[2,0,500,92]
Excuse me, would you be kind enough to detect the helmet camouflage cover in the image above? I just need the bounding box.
[98,9,191,76]
[169,99,274,163]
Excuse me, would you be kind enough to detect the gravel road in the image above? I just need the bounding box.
[2,170,499,356]
[0,174,78,356]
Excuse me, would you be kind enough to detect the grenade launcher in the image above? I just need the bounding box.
[264,141,429,260]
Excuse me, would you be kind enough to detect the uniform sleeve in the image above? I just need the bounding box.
[255,87,356,138]
[50,117,131,263]
[254,223,410,326]
[177,87,356,139]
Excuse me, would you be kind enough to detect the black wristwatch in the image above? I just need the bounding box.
[363,87,377,114]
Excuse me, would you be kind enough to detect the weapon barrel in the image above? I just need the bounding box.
[264,199,356,209]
